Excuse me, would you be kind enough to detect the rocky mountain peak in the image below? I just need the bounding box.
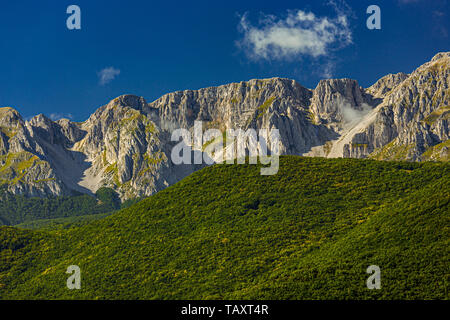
[0,107,26,154]
[367,72,409,98]
[108,94,148,111]
[0,107,23,127]
[55,119,85,145]
[431,52,450,62]
[27,113,53,127]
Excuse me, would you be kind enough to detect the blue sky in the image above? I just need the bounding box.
[0,0,448,121]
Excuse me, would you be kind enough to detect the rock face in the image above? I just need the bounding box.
[0,52,448,200]
[0,108,66,197]
[310,78,372,126]
[149,78,336,156]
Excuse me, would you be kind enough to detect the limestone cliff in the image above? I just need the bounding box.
[0,52,448,200]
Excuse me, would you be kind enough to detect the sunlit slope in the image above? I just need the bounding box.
[0,156,449,299]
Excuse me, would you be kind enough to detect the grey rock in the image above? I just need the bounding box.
[1,53,448,200]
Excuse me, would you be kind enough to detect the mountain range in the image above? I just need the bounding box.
[1,157,448,299]
[1,52,448,200]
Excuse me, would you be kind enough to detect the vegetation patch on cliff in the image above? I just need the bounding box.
[421,105,450,125]
[0,152,44,186]
[257,97,276,119]
[369,140,415,161]
[421,140,450,161]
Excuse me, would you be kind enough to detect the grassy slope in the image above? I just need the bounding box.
[14,212,113,230]
[0,156,448,299]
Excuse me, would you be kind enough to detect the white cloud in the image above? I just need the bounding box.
[398,0,420,4]
[98,67,121,86]
[341,102,372,125]
[432,10,448,38]
[237,9,352,61]
[49,113,73,121]
[321,61,335,79]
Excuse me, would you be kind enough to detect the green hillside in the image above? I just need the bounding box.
[0,156,449,299]
[13,212,114,231]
